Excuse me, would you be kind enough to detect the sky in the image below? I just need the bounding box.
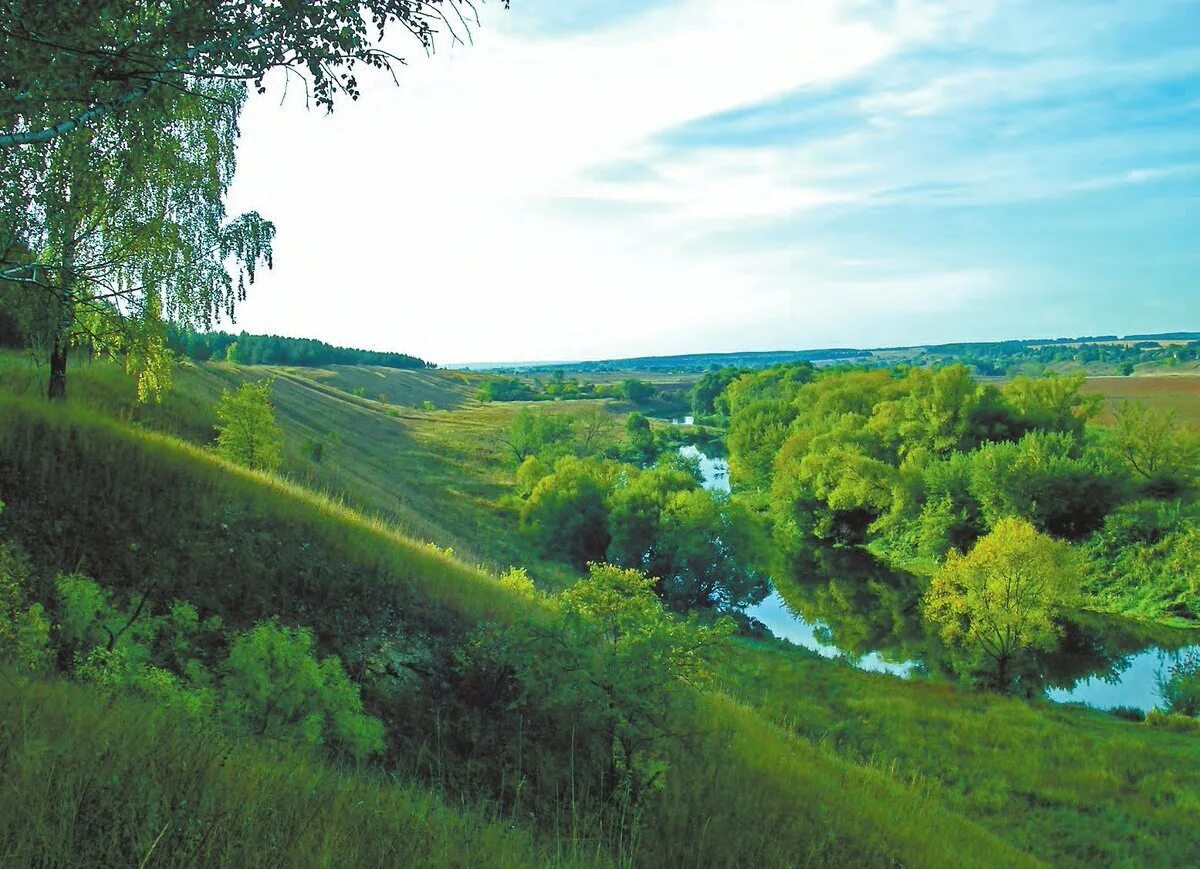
[223,0,1200,365]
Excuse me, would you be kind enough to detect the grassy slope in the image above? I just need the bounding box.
[0,354,553,573]
[291,364,490,409]
[0,675,569,868]
[4,358,1199,864]
[717,640,1200,866]
[0,394,1034,868]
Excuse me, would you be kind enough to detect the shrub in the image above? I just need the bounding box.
[0,542,50,672]
[1157,653,1200,718]
[223,621,386,760]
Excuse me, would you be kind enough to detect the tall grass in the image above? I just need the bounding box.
[716,638,1200,866]
[0,672,583,868]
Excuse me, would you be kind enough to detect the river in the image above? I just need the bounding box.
[678,444,1199,712]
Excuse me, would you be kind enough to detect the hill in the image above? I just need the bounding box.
[0,391,1040,867]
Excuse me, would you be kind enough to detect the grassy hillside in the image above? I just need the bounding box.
[0,674,570,868]
[0,393,1040,867]
[0,354,546,572]
[4,358,1199,865]
[717,640,1200,866]
[291,364,490,409]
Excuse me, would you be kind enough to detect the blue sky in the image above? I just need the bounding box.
[225,0,1199,363]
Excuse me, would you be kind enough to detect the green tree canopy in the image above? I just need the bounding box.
[520,457,617,568]
[1109,400,1200,493]
[214,380,283,472]
[3,82,272,399]
[503,407,575,463]
[1,0,494,147]
[924,518,1081,691]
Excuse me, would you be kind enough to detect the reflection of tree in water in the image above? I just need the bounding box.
[768,544,1194,694]
[1041,612,1193,691]
[770,547,937,669]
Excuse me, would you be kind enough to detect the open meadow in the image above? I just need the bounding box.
[1084,374,1200,427]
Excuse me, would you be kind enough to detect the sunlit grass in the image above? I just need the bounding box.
[715,638,1200,865]
[0,672,586,868]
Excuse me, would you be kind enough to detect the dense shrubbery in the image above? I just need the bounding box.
[722,363,1200,632]
[517,456,769,612]
[1084,502,1200,622]
[1,538,385,759]
[1158,653,1200,717]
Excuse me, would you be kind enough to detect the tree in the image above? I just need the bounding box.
[606,465,697,573]
[605,465,769,613]
[624,411,656,464]
[503,408,574,463]
[1157,653,1200,718]
[520,457,615,568]
[223,621,385,759]
[479,376,535,402]
[690,367,745,416]
[1110,400,1200,493]
[653,489,770,612]
[1,1,497,148]
[514,454,551,497]
[0,540,50,673]
[2,1,492,399]
[214,380,284,472]
[924,518,1080,691]
[2,83,273,400]
[1001,372,1099,440]
[575,406,616,457]
[726,398,798,490]
[620,378,655,406]
[533,564,732,804]
[966,431,1122,540]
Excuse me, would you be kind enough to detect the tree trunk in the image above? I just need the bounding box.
[47,331,68,400]
[47,205,78,402]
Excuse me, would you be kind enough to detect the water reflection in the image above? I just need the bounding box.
[681,445,1200,711]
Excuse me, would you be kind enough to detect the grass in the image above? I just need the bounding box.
[715,638,1200,866]
[0,390,1039,867]
[0,672,584,868]
[1083,374,1200,428]
[4,357,1199,865]
[0,352,586,581]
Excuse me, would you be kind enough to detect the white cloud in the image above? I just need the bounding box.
[223,0,910,362]
[222,0,1196,362]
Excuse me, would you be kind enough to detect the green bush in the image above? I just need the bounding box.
[1158,653,1200,718]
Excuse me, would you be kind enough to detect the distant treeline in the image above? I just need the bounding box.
[167,327,434,370]
[920,338,1199,377]
[488,348,865,375]
[1123,331,1200,341]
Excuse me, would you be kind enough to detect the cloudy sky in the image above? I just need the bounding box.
[224,0,1200,365]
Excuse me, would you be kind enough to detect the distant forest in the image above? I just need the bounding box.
[167,327,434,370]
[470,331,1200,377]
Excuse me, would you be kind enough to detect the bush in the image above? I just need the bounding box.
[223,621,386,760]
[1157,653,1200,718]
[0,541,50,672]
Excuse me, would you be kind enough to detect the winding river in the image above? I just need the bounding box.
[679,444,1200,712]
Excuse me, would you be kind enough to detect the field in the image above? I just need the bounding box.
[1084,374,1200,427]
